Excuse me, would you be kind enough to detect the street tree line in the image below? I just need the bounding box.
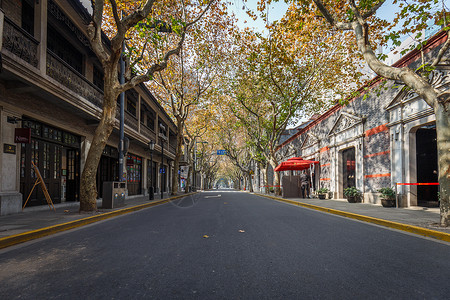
[81,0,449,226]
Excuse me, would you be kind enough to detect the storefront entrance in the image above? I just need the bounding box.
[342,147,356,189]
[20,119,80,206]
[126,154,142,195]
[416,124,439,207]
[96,145,119,198]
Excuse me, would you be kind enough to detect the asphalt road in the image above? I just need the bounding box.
[0,190,449,299]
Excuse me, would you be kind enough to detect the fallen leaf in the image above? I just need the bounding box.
[64,210,69,213]
[238,230,245,233]
[203,235,209,238]
[224,202,228,204]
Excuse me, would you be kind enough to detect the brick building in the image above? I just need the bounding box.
[0,0,179,215]
[276,31,449,207]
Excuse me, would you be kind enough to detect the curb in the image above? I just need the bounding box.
[0,193,196,250]
[257,194,450,243]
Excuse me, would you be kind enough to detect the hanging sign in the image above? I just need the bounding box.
[14,128,31,143]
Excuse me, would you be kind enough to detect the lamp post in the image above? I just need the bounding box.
[159,124,167,199]
[148,140,155,200]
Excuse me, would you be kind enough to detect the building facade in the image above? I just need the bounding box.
[0,0,178,215]
[276,31,449,207]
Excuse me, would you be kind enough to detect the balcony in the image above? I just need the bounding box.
[2,17,39,68]
[169,144,177,155]
[46,50,103,108]
[124,111,139,132]
[140,124,156,142]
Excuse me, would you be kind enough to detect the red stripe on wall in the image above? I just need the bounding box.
[320,178,331,181]
[320,163,331,167]
[320,146,330,153]
[364,150,390,158]
[365,173,391,178]
[365,124,388,137]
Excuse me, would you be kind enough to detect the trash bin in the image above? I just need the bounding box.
[102,181,126,209]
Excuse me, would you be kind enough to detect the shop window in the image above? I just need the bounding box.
[31,140,38,178]
[54,147,61,179]
[126,155,142,183]
[23,120,41,136]
[21,144,26,178]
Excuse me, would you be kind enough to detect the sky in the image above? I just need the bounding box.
[228,0,289,34]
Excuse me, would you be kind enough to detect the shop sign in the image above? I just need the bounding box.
[3,144,16,154]
[14,128,31,143]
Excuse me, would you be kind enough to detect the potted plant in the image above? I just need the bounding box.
[328,191,333,199]
[378,187,396,207]
[343,186,362,203]
[317,188,329,199]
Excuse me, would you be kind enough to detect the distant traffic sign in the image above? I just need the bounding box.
[216,150,227,155]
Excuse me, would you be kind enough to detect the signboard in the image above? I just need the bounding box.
[159,167,166,174]
[216,150,227,155]
[3,144,16,154]
[14,128,31,143]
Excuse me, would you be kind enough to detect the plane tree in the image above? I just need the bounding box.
[271,0,450,226]
[224,25,359,195]
[80,0,214,211]
[147,0,234,195]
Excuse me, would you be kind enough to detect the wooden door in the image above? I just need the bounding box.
[20,140,62,206]
[66,149,80,202]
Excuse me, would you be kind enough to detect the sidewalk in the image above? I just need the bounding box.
[0,192,181,241]
[254,193,450,241]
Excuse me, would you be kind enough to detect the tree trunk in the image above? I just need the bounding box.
[184,163,191,193]
[247,172,254,192]
[171,117,184,195]
[435,101,450,226]
[80,70,118,211]
[268,157,280,195]
[263,167,269,194]
[200,173,204,190]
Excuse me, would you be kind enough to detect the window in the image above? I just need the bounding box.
[22,0,34,35]
[127,98,137,117]
[93,65,104,91]
[47,26,83,74]
[140,104,155,130]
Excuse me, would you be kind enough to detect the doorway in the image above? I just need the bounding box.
[20,140,62,206]
[65,149,80,202]
[342,147,356,189]
[416,124,439,207]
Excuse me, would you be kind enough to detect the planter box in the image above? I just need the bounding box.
[318,194,326,199]
[346,196,361,203]
[381,198,396,207]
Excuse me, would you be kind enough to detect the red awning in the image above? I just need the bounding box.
[287,157,303,161]
[274,159,319,172]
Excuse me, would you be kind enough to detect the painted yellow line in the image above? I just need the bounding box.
[257,194,450,243]
[0,193,197,249]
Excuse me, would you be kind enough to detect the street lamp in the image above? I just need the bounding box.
[159,124,167,199]
[148,140,155,200]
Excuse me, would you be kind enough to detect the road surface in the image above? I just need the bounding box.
[0,190,449,299]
